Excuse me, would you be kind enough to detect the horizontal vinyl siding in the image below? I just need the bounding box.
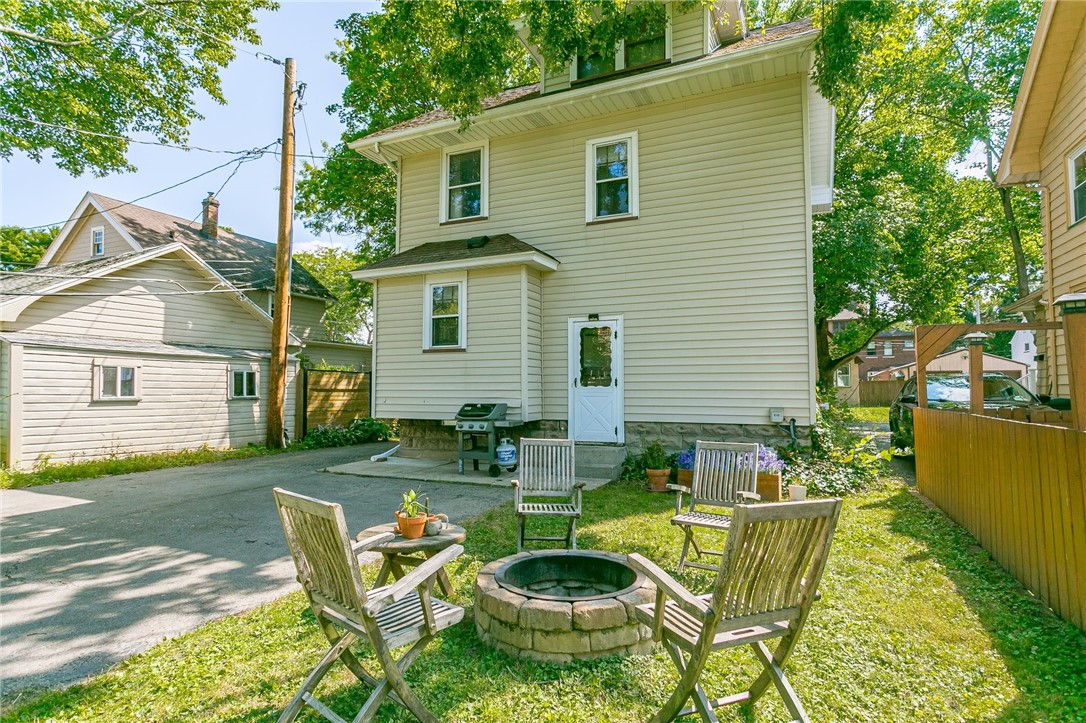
[375,267,523,419]
[671,5,705,60]
[16,346,295,466]
[303,341,371,371]
[392,75,813,426]
[289,297,329,341]
[1039,23,1086,396]
[544,63,571,94]
[9,256,273,349]
[526,269,544,420]
[0,341,8,465]
[50,210,131,265]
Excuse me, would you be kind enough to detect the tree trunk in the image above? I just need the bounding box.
[997,184,1030,301]
[815,322,837,389]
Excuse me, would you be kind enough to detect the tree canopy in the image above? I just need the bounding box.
[0,0,274,176]
[293,245,374,343]
[0,225,56,270]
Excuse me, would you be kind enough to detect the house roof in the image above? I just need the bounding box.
[0,331,289,360]
[353,234,559,280]
[354,18,816,148]
[49,193,333,300]
[998,0,1086,185]
[0,248,156,303]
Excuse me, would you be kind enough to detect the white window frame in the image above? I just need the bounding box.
[1069,141,1086,225]
[440,141,488,223]
[834,364,852,388]
[423,273,467,350]
[585,131,639,223]
[91,226,105,256]
[883,341,893,356]
[92,358,141,401]
[570,16,671,82]
[228,364,259,399]
[904,339,915,350]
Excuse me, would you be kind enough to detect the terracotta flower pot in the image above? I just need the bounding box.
[646,468,671,492]
[677,469,694,488]
[395,511,428,539]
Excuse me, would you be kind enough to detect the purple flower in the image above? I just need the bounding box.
[676,448,696,470]
[759,445,786,474]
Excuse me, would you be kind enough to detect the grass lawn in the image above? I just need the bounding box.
[849,407,891,423]
[5,472,1085,722]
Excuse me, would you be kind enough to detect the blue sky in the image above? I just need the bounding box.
[1,1,380,253]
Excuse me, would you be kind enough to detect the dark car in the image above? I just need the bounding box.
[889,372,1050,449]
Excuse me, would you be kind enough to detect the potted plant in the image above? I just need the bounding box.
[395,489,429,539]
[756,446,787,502]
[641,442,672,492]
[675,446,696,488]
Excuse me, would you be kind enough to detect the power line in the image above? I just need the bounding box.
[146,3,282,66]
[16,142,279,231]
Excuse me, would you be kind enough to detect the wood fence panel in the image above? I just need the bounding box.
[858,380,906,406]
[915,408,1085,630]
[303,370,371,433]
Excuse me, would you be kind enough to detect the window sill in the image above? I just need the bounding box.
[586,214,638,226]
[1070,216,1085,230]
[440,216,488,226]
[423,347,467,354]
[92,398,140,404]
[229,396,260,401]
[571,59,670,87]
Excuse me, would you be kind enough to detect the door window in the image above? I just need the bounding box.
[579,326,612,386]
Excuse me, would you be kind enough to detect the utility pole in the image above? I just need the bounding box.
[267,56,295,448]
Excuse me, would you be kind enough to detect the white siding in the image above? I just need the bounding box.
[49,210,133,265]
[385,75,814,426]
[671,4,706,60]
[1038,21,1086,397]
[303,341,372,371]
[544,63,571,94]
[525,268,544,419]
[13,345,296,467]
[8,256,273,350]
[375,267,525,419]
[0,341,9,465]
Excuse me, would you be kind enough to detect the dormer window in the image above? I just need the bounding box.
[441,142,488,223]
[624,21,667,69]
[91,226,104,256]
[576,52,615,80]
[572,18,670,82]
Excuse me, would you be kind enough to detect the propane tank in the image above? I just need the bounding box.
[496,438,517,469]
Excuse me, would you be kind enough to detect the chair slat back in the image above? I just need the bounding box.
[690,441,759,507]
[709,499,842,624]
[274,488,369,624]
[519,438,576,497]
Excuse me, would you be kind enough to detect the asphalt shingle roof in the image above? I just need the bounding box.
[0,248,158,302]
[358,234,555,272]
[84,194,333,299]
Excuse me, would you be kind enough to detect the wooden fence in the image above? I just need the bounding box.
[296,369,371,438]
[858,379,906,406]
[915,408,1086,630]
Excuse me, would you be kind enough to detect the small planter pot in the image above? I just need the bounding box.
[646,468,672,492]
[787,484,807,501]
[424,513,449,536]
[676,469,694,489]
[395,511,428,539]
[756,472,783,501]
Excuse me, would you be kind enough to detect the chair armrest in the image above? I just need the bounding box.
[737,490,761,502]
[627,553,710,622]
[352,531,395,554]
[510,480,519,488]
[665,484,689,493]
[363,544,464,617]
[667,484,688,516]
[573,480,586,489]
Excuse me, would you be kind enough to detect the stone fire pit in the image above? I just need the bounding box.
[474,550,657,665]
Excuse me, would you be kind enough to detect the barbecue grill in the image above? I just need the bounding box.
[453,403,515,476]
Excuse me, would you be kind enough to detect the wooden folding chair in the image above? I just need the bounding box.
[511,438,583,551]
[670,441,760,573]
[630,498,842,723]
[273,488,465,723]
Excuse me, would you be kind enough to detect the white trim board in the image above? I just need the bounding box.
[352,251,560,281]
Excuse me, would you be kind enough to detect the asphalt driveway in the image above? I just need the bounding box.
[0,444,509,695]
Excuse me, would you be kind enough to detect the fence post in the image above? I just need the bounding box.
[1055,294,1086,432]
[964,332,988,415]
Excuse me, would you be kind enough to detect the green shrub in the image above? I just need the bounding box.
[295,417,390,449]
[639,441,670,470]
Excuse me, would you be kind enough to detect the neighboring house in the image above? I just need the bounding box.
[832,356,861,406]
[858,330,915,380]
[868,350,1029,382]
[36,192,371,371]
[1010,328,1038,391]
[0,243,301,469]
[350,4,834,459]
[998,0,1086,397]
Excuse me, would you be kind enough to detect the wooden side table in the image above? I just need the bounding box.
[355,522,467,597]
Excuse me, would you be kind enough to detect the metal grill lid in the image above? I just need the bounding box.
[456,402,507,420]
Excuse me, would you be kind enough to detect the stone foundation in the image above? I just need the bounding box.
[394,418,808,461]
[474,552,656,665]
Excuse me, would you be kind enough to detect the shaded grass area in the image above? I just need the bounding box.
[6,475,1085,721]
[848,406,891,423]
[0,445,284,490]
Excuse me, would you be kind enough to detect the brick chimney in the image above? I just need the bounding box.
[201,192,220,238]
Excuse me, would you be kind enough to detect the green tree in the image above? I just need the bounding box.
[294,246,373,343]
[1,0,275,176]
[1,225,56,270]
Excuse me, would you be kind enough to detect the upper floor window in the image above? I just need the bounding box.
[573,17,669,82]
[904,339,915,350]
[577,52,615,80]
[624,20,667,69]
[424,278,466,350]
[441,142,488,223]
[91,227,105,256]
[1071,144,1086,225]
[883,341,893,356]
[866,343,876,357]
[585,132,639,222]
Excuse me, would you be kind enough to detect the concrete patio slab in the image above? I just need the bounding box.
[326,456,613,490]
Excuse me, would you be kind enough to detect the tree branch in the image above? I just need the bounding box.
[0,1,193,48]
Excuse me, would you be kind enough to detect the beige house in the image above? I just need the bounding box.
[352,5,833,458]
[0,243,301,468]
[868,350,1029,382]
[998,0,1086,397]
[35,192,372,371]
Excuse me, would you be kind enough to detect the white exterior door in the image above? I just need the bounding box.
[568,318,623,443]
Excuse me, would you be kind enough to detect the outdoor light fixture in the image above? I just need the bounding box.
[963,331,989,345]
[1054,293,1086,314]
